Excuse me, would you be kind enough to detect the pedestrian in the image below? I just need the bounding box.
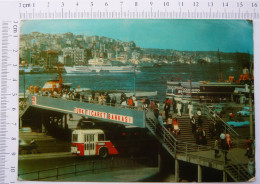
[128,96,134,109]
[111,94,117,106]
[176,101,182,117]
[197,108,202,118]
[202,128,207,145]
[173,117,180,136]
[195,128,200,145]
[248,158,255,176]
[198,116,203,127]
[223,140,229,162]
[121,99,127,107]
[166,114,173,132]
[188,102,193,119]
[245,137,250,156]
[158,112,164,125]
[164,102,171,120]
[150,100,154,109]
[229,111,234,120]
[247,139,254,159]
[190,116,196,134]
[225,132,232,150]
[220,132,226,149]
[153,105,159,119]
[209,122,216,139]
[132,95,136,106]
[214,139,220,158]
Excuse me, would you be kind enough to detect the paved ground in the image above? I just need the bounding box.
[59,167,160,182]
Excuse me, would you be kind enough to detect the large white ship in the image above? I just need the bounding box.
[64,65,140,74]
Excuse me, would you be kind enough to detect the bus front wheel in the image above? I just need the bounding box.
[99,148,109,158]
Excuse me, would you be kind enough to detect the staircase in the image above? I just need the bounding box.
[145,110,177,158]
[225,163,253,182]
[145,109,254,182]
[176,115,215,147]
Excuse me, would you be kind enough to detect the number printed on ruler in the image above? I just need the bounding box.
[0,20,19,184]
[17,0,260,19]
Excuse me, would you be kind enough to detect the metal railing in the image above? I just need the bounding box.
[145,109,177,158]
[145,109,252,182]
[225,152,254,181]
[18,157,146,181]
[19,96,30,118]
[32,93,145,111]
[203,105,239,139]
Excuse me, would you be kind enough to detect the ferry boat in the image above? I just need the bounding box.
[64,65,140,74]
[166,80,249,102]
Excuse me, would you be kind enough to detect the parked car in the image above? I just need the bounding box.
[19,138,38,154]
[237,106,253,117]
[227,121,250,128]
[213,103,232,115]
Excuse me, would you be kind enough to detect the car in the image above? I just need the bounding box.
[19,138,38,154]
[227,121,250,128]
[237,106,253,117]
[213,103,231,115]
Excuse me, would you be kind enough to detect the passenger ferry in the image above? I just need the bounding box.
[166,80,248,102]
[64,65,140,74]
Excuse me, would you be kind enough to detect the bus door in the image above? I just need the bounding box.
[84,134,95,156]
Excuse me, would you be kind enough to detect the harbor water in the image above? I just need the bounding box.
[19,63,238,101]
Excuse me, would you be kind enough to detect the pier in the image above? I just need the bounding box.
[19,94,254,182]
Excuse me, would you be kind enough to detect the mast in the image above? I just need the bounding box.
[218,49,223,81]
[189,56,192,99]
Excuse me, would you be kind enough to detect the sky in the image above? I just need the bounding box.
[20,19,253,53]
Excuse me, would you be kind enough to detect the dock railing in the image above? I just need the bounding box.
[203,105,240,142]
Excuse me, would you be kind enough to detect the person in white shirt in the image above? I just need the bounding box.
[176,102,182,117]
[188,102,193,119]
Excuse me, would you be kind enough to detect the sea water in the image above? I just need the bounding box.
[19,63,239,101]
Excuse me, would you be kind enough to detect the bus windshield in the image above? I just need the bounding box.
[72,134,78,142]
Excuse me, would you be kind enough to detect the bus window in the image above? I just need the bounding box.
[98,134,105,141]
[72,134,78,142]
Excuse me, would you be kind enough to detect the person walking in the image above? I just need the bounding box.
[220,131,226,149]
[176,102,182,117]
[166,114,173,132]
[190,116,196,134]
[214,138,220,158]
[195,128,200,145]
[158,112,164,125]
[173,117,180,136]
[202,128,207,145]
[164,102,171,120]
[225,132,232,150]
[188,102,193,119]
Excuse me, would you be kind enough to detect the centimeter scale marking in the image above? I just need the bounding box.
[0,20,19,184]
[18,0,259,19]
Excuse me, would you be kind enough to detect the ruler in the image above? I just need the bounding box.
[0,0,260,184]
[18,0,260,19]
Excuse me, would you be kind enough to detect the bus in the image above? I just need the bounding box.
[71,129,119,158]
